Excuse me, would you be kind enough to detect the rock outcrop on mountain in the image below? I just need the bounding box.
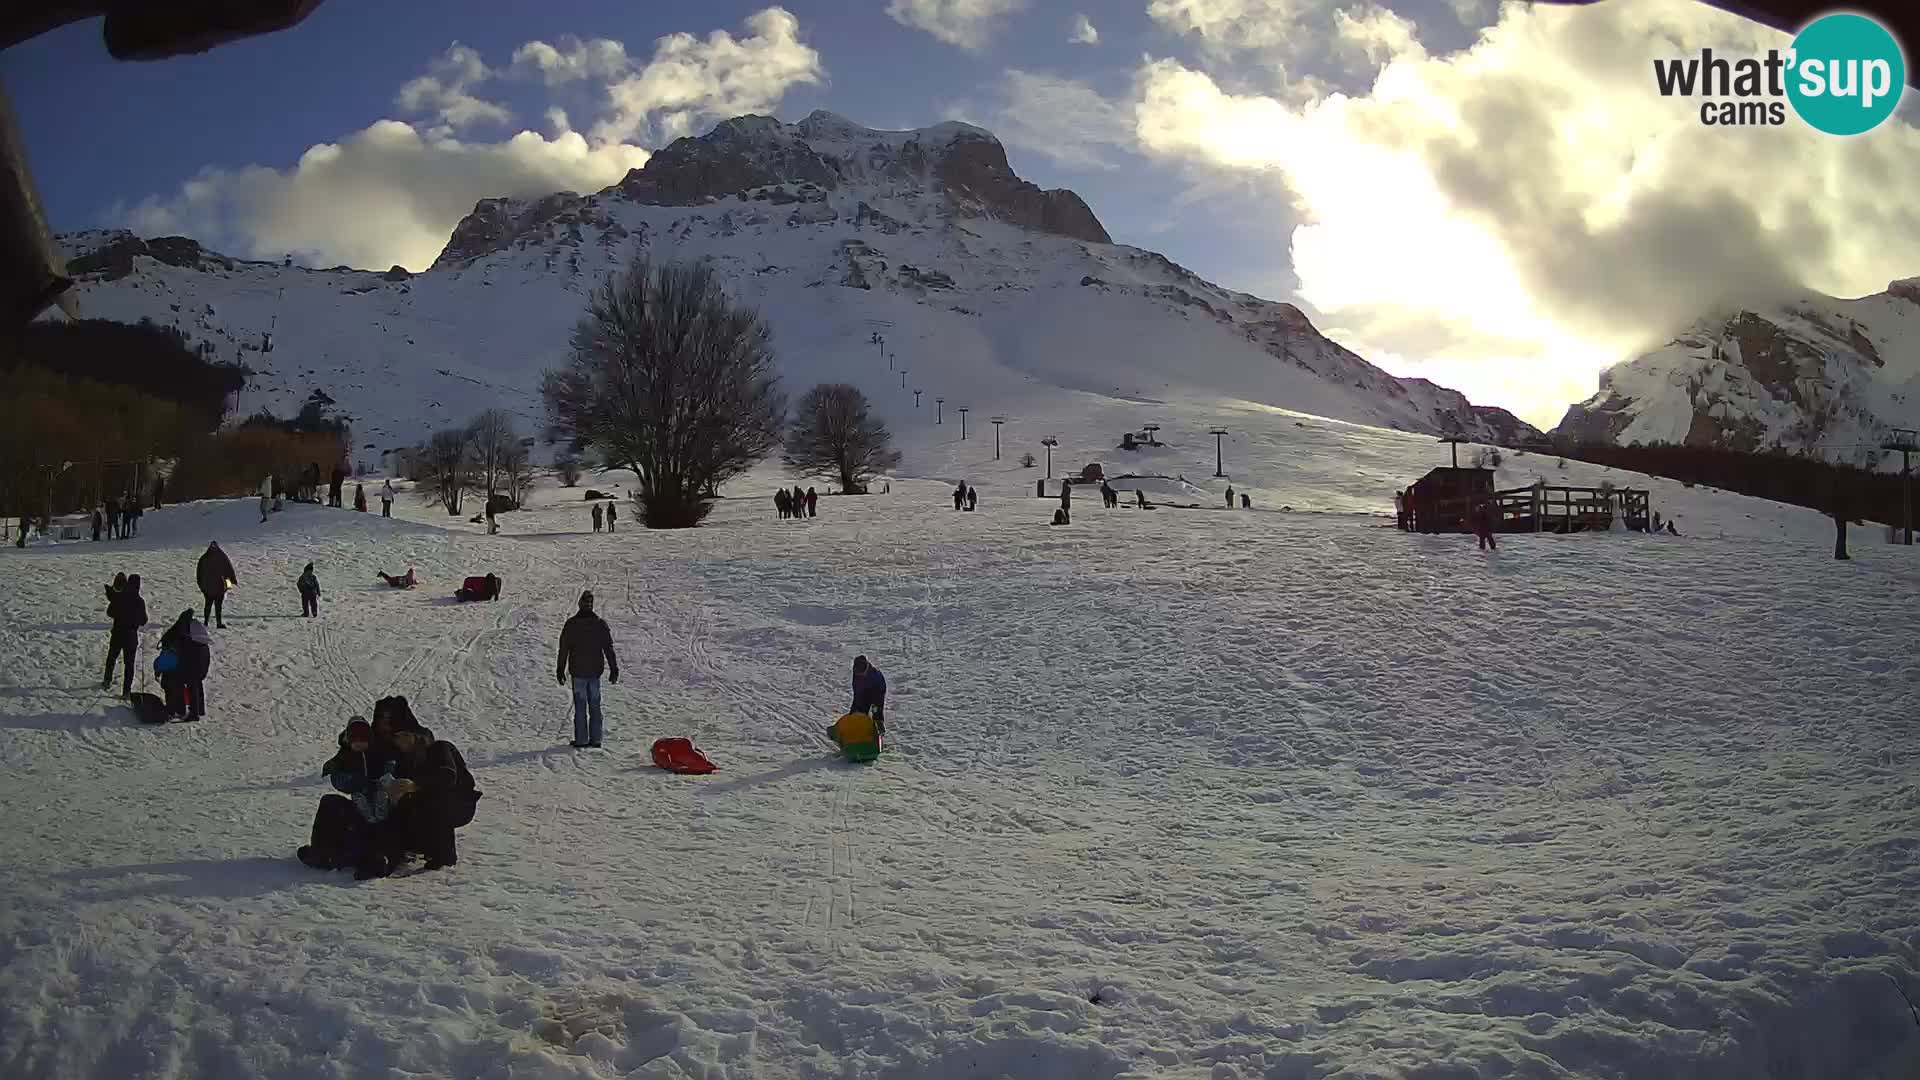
[54,111,1535,450]
[1554,280,1920,464]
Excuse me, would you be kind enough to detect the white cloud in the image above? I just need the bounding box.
[589,7,823,144]
[1331,5,1420,69]
[1069,13,1099,45]
[1447,0,1490,25]
[511,37,631,84]
[395,43,510,133]
[121,123,649,272]
[1132,0,1920,426]
[963,70,1134,169]
[1146,0,1329,53]
[120,7,825,272]
[887,0,1027,51]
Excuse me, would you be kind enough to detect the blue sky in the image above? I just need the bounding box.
[5,1,1916,426]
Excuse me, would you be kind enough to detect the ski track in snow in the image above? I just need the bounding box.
[0,471,1916,1080]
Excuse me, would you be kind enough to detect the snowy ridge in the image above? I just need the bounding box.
[1555,280,1920,463]
[50,111,1537,463]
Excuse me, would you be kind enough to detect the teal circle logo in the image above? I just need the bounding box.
[1786,13,1906,136]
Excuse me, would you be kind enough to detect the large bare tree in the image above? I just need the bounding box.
[467,408,519,510]
[542,257,784,528]
[782,383,900,495]
[419,427,473,515]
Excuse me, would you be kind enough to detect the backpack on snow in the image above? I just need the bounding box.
[129,691,169,724]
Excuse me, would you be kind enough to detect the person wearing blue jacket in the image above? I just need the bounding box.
[851,655,886,735]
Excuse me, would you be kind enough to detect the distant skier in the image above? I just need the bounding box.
[196,541,237,628]
[298,562,321,618]
[103,573,147,697]
[380,479,396,518]
[591,502,603,533]
[557,590,619,749]
[354,483,367,513]
[806,488,818,518]
[605,501,616,533]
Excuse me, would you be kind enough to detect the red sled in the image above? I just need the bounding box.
[650,737,717,774]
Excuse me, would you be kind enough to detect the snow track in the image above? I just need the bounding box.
[0,473,1916,1080]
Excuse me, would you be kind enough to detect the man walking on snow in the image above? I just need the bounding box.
[196,541,237,628]
[380,479,396,518]
[557,591,618,749]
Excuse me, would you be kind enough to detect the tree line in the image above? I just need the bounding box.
[1532,436,1913,527]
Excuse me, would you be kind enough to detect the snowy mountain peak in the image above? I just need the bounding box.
[1554,279,1920,461]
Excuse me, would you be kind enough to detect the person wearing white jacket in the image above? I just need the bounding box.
[380,479,396,518]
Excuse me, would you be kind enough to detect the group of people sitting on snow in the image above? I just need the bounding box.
[298,695,482,880]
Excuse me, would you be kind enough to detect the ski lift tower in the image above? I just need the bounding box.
[1142,423,1161,447]
[935,398,944,424]
[991,416,1006,460]
[1041,436,1058,478]
[1439,434,1469,468]
[1885,427,1918,545]
[959,407,970,440]
[1208,428,1229,477]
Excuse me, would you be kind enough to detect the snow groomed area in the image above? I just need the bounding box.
[1,444,1917,1079]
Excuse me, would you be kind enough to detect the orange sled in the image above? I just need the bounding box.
[650,737,717,774]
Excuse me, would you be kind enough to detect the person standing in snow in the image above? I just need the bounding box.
[806,487,818,518]
[774,490,789,520]
[1473,501,1498,551]
[103,573,147,696]
[159,609,211,720]
[126,498,141,536]
[196,541,237,628]
[329,466,346,508]
[104,496,120,541]
[354,483,367,513]
[952,483,965,511]
[591,502,603,533]
[298,562,321,618]
[1225,485,1235,508]
[91,506,103,542]
[486,500,499,535]
[1059,479,1072,525]
[605,501,616,533]
[380,479,396,518]
[557,590,619,749]
[153,474,165,510]
[850,655,886,736]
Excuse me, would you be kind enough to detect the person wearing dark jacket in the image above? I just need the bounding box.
[196,541,237,628]
[329,466,346,508]
[851,655,886,735]
[605,501,616,532]
[91,507,103,542]
[298,562,321,617]
[103,574,147,696]
[557,590,618,748]
[1059,480,1072,524]
[965,486,977,512]
[301,717,395,873]
[354,483,367,513]
[158,609,210,719]
[371,718,480,876]
[806,488,818,517]
[591,502,603,532]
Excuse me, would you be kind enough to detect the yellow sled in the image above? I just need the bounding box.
[828,712,881,763]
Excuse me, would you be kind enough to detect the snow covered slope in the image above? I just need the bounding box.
[52,111,1537,458]
[0,450,1914,1079]
[1555,279,1920,464]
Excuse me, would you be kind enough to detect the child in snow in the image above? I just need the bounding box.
[298,562,321,617]
[377,567,417,589]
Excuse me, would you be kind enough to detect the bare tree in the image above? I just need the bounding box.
[468,408,519,510]
[554,451,583,487]
[542,257,784,528]
[782,383,900,494]
[504,438,537,507]
[420,427,473,515]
